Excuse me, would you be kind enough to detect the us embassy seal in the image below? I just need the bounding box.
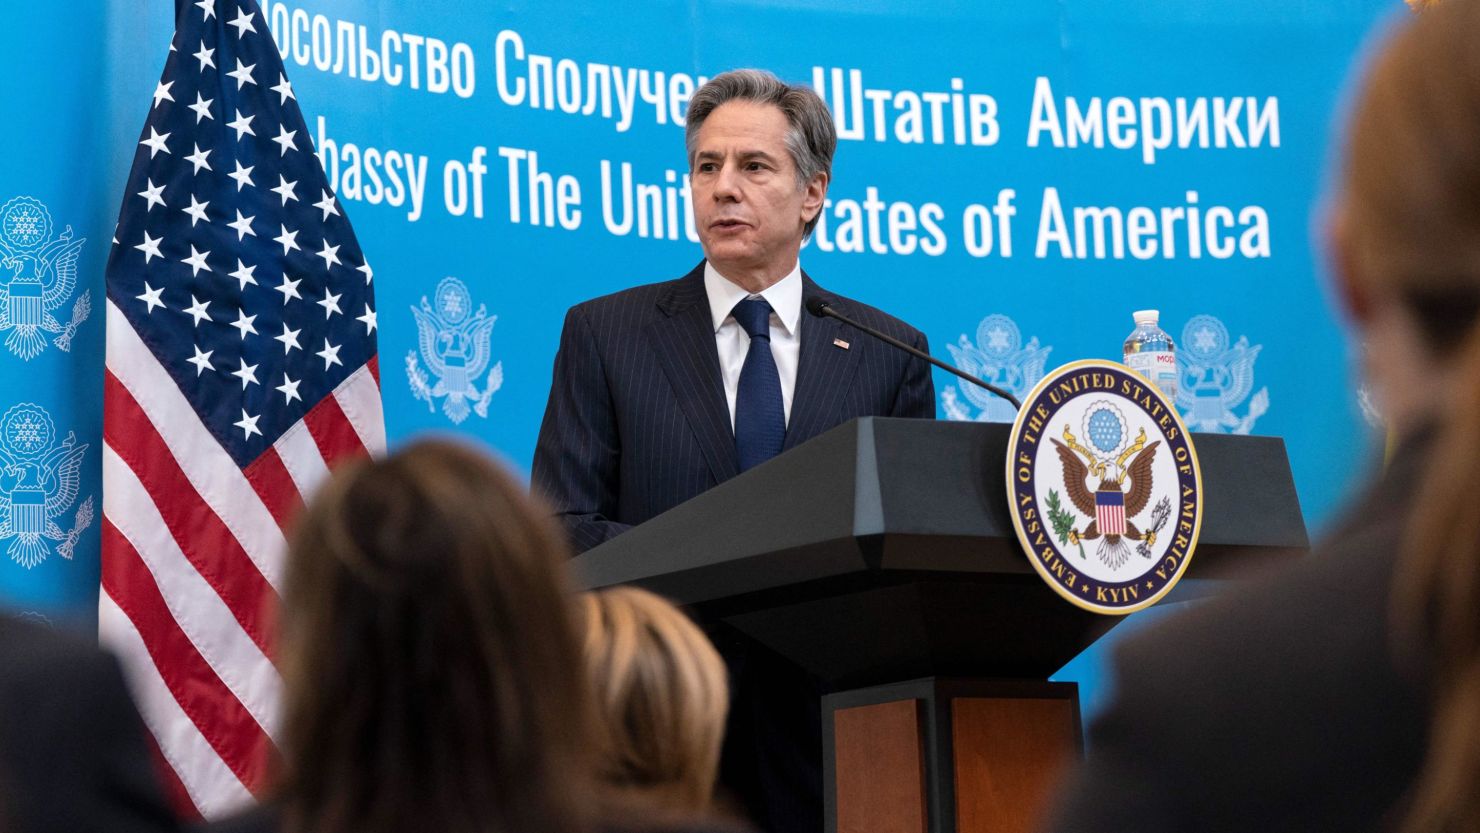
[1006,360,1202,614]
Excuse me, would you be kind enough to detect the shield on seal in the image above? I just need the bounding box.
[1095,489,1126,536]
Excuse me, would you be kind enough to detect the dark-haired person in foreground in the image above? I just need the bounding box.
[203,440,746,833]
[533,68,935,833]
[1046,4,1480,832]
[0,613,179,833]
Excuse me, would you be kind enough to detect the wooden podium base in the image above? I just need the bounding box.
[823,679,1081,833]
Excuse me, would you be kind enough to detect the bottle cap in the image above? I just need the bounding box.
[1132,309,1160,325]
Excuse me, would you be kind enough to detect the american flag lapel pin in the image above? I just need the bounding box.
[833,337,850,350]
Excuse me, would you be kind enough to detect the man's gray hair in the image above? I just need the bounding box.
[685,69,836,236]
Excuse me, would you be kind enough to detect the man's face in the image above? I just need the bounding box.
[690,100,826,282]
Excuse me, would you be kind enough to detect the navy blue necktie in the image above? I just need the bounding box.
[732,298,785,472]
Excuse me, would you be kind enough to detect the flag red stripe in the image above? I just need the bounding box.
[101,519,272,795]
[143,729,204,822]
[367,354,380,386]
[302,392,369,467]
[244,447,304,532]
[104,372,278,655]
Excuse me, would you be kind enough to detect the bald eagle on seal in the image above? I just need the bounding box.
[1050,432,1159,569]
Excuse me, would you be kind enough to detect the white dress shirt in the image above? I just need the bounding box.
[705,261,802,430]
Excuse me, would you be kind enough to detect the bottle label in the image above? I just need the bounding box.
[1125,351,1178,398]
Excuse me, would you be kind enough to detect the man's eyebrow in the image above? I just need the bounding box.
[694,149,779,161]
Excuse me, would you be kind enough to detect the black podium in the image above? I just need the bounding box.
[573,417,1307,833]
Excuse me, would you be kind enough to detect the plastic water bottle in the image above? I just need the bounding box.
[1123,310,1178,399]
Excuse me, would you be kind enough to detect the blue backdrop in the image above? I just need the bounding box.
[0,0,1399,718]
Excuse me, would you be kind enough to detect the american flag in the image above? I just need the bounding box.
[100,0,383,818]
[1095,489,1126,537]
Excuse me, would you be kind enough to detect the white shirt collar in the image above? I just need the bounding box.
[704,261,803,337]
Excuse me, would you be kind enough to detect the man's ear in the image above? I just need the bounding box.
[801,172,828,225]
[1328,203,1374,325]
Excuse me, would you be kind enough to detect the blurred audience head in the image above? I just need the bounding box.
[1334,1,1480,830]
[579,586,730,817]
[1334,0,1480,424]
[276,439,595,833]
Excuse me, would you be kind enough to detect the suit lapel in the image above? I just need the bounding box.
[784,275,863,451]
[648,263,739,483]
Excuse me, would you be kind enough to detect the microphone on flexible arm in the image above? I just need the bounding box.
[805,296,1022,410]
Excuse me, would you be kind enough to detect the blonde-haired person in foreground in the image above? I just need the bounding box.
[1047,2,1480,832]
[580,586,731,822]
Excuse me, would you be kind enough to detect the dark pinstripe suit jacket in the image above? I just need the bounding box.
[532,261,936,552]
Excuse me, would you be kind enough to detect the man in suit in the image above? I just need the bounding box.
[533,69,934,552]
[532,70,935,833]
[0,613,179,833]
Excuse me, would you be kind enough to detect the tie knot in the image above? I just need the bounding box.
[731,298,773,340]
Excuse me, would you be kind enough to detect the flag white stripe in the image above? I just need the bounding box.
[333,363,387,454]
[103,444,283,740]
[99,590,255,819]
[106,300,286,590]
[273,419,332,500]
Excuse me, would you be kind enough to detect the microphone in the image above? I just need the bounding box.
[805,296,1022,410]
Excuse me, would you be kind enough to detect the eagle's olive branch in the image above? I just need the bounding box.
[1046,489,1086,560]
[406,351,436,411]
